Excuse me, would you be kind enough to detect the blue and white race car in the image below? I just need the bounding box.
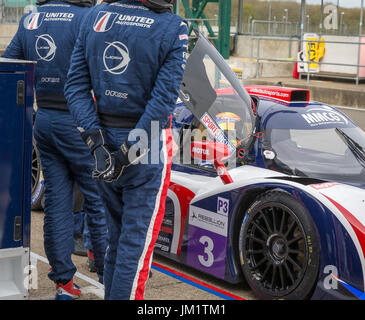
[154,32,365,300]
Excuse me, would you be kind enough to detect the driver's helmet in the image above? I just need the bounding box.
[215,112,241,147]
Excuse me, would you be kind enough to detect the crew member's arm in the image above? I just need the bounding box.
[135,18,188,136]
[106,18,189,182]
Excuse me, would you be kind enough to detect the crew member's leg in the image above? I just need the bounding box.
[58,118,108,281]
[107,129,172,300]
[34,110,76,283]
[97,180,123,299]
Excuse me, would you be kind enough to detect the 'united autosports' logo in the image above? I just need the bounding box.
[35,34,57,61]
[93,11,118,32]
[24,12,45,30]
[103,41,130,75]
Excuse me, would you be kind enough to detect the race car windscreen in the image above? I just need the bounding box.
[179,32,256,156]
[263,106,365,184]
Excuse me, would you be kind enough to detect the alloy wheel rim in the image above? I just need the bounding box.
[243,203,308,297]
[32,146,40,194]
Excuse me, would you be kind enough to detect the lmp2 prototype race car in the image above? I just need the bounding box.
[154,32,365,300]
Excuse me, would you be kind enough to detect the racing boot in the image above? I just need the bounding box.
[86,250,97,273]
[55,278,81,300]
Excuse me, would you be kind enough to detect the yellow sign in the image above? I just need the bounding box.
[303,33,325,73]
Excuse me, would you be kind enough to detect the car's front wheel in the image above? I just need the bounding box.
[238,191,320,300]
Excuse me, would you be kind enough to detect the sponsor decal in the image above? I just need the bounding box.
[310,182,341,190]
[44,12,74,22]
[41,77,60,83]
[248,87,289,99]
[93,11,118,32]
[103,41,130,75]
[217,197,229,216]
[94,11,153,31]
[189,205,228,237]
[115,14,154,28]
[24,12,45,30]
[154,241,170,252]
[200,112,236,155]
[35,34,57,61]
[302,106,349,127]
[105,89,128,99]
[179,34,189,41]
[191,147,209,156]
[44,12,74,19]
[263,150,275,160]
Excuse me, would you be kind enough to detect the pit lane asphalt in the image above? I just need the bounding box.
[29,210,257,300]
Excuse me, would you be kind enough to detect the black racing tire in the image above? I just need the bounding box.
[238,190,320,300]
[31,139,45,210]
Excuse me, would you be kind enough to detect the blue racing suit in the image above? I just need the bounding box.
[64,0,188,299]
[3,1,108,283]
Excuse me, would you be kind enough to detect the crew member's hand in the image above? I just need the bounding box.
[102,141,149,183]
[80,129,113,180]
[103,141,130,182]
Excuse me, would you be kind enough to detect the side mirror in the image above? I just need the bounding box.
[191,141,233,185]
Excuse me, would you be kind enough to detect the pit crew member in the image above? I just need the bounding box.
[2,0,108,299]
[64,0,188,299]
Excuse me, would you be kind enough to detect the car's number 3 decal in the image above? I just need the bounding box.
[198,236,214,267]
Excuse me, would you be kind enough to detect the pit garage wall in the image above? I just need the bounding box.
[319,35,365,78]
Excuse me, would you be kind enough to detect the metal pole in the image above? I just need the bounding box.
[284,8,288,34]
[340,12,344,34]
[300,0,306,45]
[176,0,180,16]
[238,0,243,34]
[268,0,272,34]
[256,39,260,78]
[357,0,364,85]
[307,41,311,83]
[320,0,323,36]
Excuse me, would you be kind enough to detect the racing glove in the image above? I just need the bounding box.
[80,129,113,180]
[101,140,149,183]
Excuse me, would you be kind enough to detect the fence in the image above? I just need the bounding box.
[249,20,300,36]
[249,36,365,85]
[0,0,35,23]
[0,0,36,48]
